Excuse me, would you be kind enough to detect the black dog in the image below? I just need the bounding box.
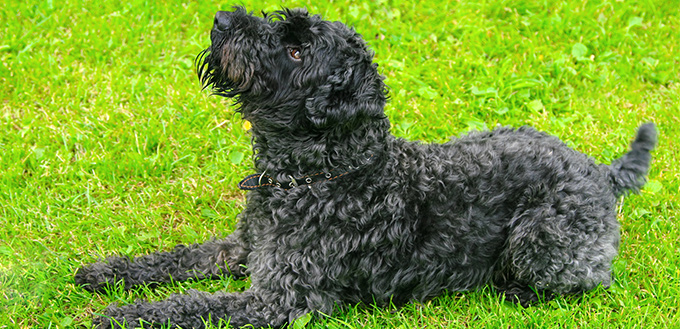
[75,7,656,328]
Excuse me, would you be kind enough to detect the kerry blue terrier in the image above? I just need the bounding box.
[75,7,657,328]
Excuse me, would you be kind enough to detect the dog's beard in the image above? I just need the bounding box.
[219,43,256,92]
[197,39,256,98]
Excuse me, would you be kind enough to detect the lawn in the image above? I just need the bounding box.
[1,0,678,327]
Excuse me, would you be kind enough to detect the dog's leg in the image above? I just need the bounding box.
[75,234,249,292]
[95,289,298,329]
[499,194,619,305]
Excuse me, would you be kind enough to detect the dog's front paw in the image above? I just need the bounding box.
[96,300,185,329]
[93,303,138,329]
[75,259,127,292]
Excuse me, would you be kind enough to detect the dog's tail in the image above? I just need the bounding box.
[608,123,657,197]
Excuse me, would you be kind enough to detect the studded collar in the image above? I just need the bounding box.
[238,155,373,190]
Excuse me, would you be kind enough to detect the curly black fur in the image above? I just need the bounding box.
[76,7,657,328]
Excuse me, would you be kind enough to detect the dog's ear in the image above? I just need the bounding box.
[305,55,387,128]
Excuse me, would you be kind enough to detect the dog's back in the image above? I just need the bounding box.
[383,123,656,304]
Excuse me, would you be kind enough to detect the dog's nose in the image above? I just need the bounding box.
[214,11,232,30]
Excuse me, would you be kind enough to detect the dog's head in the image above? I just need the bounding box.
[197,7,387,130]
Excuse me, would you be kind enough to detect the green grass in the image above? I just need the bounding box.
[1,0,678,327]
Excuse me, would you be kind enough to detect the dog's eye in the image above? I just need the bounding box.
[288,47,302,61]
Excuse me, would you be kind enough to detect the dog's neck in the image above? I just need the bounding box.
[248,118,390,183]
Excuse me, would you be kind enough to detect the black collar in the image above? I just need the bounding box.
[238,155,373,190]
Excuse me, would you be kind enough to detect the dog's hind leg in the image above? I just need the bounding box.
[75,234,249,292]
[498,191,619,305]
